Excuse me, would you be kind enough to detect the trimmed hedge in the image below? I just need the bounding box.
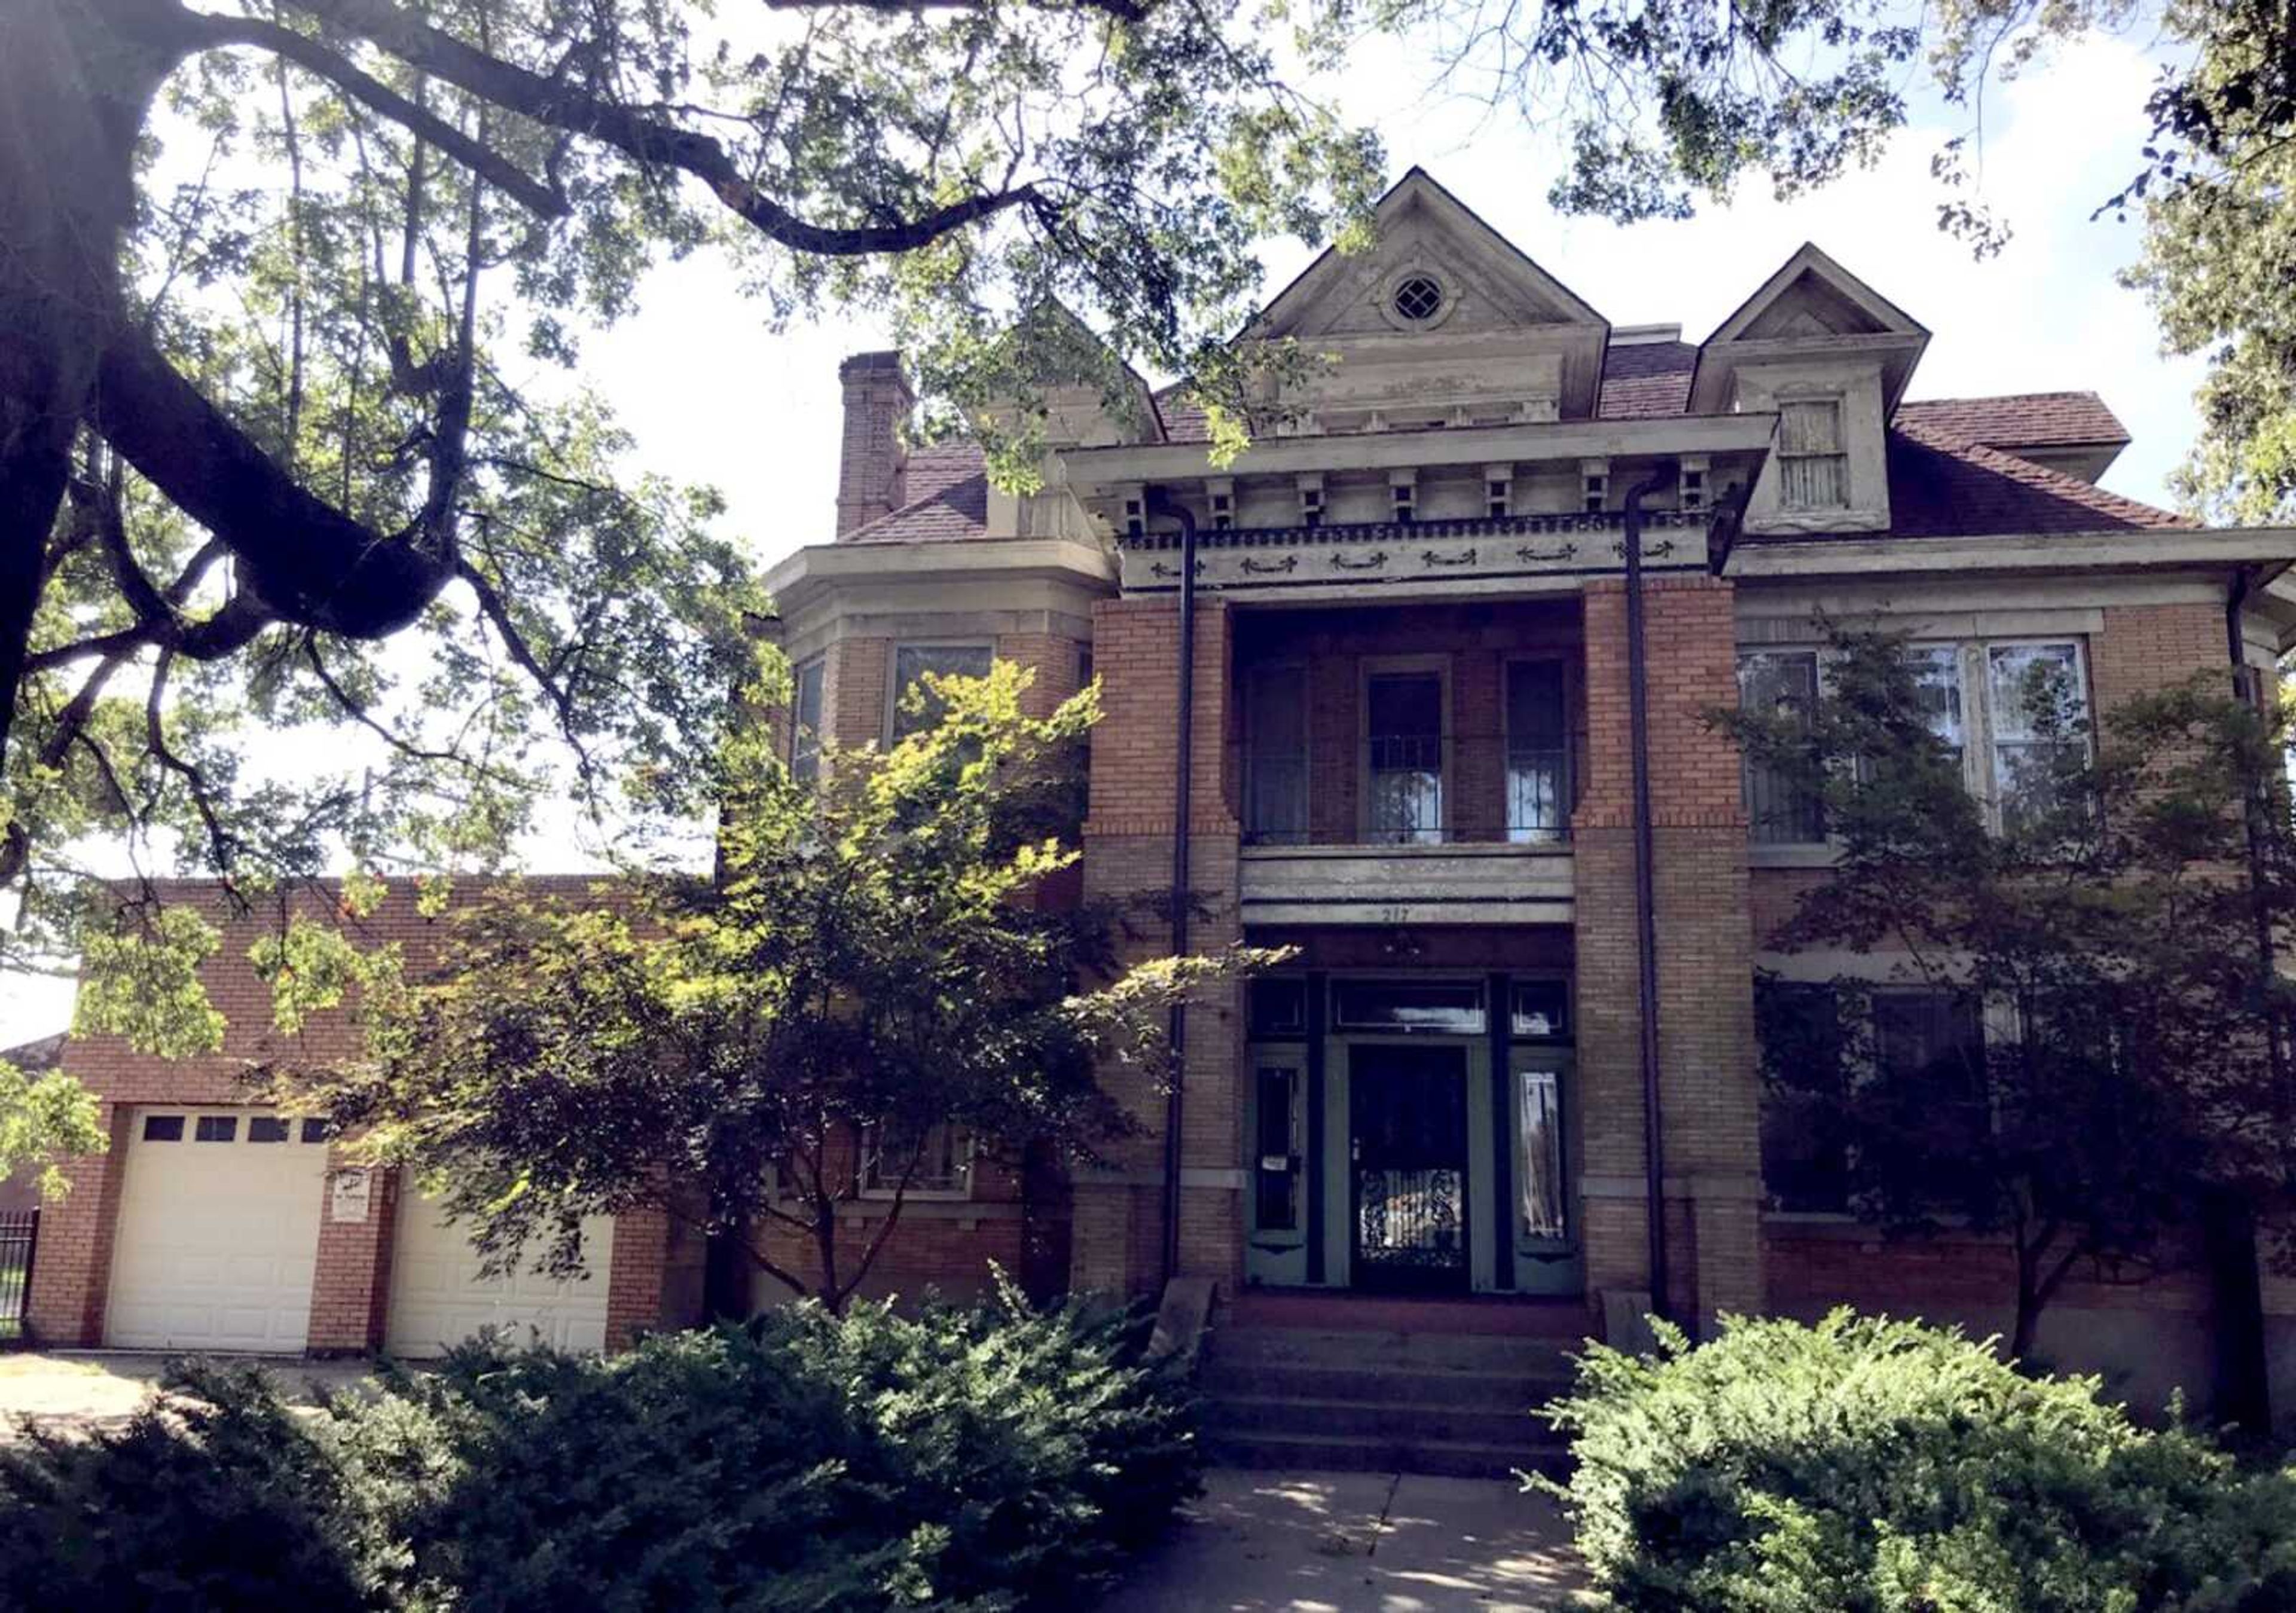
[1543,1309,2296,1612]
[0,1285,1198,1613]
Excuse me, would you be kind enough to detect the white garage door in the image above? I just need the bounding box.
[384,1194,613,1358]
[106,1108,329,1352]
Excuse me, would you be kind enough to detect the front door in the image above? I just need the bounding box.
[1348,1044,1470,1291]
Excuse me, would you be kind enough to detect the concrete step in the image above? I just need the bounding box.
[1199,1427,1570,1481]
[1205,1324,1580,1377]
[1198,1357,1567,1407]
[1209,1391,1554,1449]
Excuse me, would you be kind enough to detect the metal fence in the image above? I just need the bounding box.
[0,1211,38,1342]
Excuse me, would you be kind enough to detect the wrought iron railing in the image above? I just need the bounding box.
[0,1210,38,1343]
[1241,734,1576,848]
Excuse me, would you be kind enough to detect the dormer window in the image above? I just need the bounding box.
[1392,274,1444,323]
[1778,399,1849,510]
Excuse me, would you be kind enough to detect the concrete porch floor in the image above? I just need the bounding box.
[1096,1468,1590,1612]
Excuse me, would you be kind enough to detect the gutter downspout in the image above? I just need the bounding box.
[1623,475,1672,1323]
[2212,568,2277,1431]
[1151,493,1199,1291]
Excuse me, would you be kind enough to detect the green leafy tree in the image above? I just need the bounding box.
[2,0,1380,1052]
[265,665,1278,1310]
[1726,625,2296,1392]
[0,1053,107,1203]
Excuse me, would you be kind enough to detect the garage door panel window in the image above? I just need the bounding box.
[195,1116,237,1143]
[142,1114,185,1142]
[249,1117,291,1142]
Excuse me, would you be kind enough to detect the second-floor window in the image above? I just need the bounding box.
[1505,659,1570,843]
[1778,398,1849,511]
[789,655,825,784]
[890,644,993,742]
[1738,639,2090,844]
[1365,668,1445,844]
[1738,650,1824,845]
[1244,663,1311,844]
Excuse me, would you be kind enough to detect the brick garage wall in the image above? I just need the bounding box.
[1574,576,1764,1328]
[1077,597,1244,1299]
[28,877,672,1351]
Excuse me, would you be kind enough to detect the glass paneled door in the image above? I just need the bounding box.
[1348,1043,1470,1291]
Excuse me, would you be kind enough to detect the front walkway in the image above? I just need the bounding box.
[1098,1469,1589,1612]
[0,1351,374,1437]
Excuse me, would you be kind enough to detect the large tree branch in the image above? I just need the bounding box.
[184,10,565,217]
[91,321,455,639]
[289,0,1057,253]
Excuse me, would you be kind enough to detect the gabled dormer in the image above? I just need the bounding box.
[1242,168,1612,434]
[1692,245,1929,534]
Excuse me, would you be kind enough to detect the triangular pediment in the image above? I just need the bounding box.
[1693,243,1931,411]
[1708,246,1924,347]
[1248,169,1608,343]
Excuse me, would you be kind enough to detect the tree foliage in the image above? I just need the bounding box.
[1724,625,2296,1360]
[264,665,1278,1309]
[1545,1309,2296,1611]
[0,1055,107,1203]
[1,0,1379,1042]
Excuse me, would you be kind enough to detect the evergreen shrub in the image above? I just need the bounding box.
[0,1284,1196,1612]
[1544,1309,2296,1612]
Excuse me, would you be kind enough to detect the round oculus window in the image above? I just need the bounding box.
[1391,274,1444,323]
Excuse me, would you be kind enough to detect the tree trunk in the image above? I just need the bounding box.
[0,0,181,770]
[2010,1250,2041,1363]
[2199,1187,2272,1436]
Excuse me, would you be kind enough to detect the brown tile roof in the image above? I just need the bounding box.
[1894,392,2129,452]
[1155,384,1212,445]
[843,445,990,543]
[1598,340,1697,420]
[1883,417,2191,537]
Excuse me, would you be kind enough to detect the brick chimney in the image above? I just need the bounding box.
[835,350,915,537]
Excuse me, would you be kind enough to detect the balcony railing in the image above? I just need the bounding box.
[1240,734,1574,848]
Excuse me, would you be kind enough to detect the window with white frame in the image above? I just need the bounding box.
[889,644,994,742]
[789,655,826,784]
[1742,639,2089,841]
[1777,398,1849,511]
[1736,649,1824,845]
[1984,641,2089,830]
[860,1121,973,1197]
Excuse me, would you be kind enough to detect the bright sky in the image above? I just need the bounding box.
[0,30,2205,1044]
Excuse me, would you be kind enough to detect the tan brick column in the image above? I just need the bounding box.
[1074,597,1244,1300]
[307,1157,396,1353]
[1573,576,1764,1331]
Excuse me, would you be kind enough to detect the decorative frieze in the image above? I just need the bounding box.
[1118,509,1711,598]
